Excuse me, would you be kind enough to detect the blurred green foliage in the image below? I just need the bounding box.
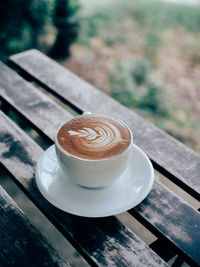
[78,0,200,43]
[129,0,200,32]
[131,59,152,85]
[110,59,171,118]
[49,0,80,58]
[0,0,80,60]
[143,32,162,62]
[78,13,114,46]
[0,0,51,59]
[77,0,200,126]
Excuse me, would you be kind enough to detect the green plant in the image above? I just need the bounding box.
[109,61,137,107]
[0,0,80,60]
[131,59,152,85]
[110,59,171,119]
[139,81,171,117]
[49,0,80,58]
[0,0,52,59]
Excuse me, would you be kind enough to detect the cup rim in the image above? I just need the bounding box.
[54,113,133,162]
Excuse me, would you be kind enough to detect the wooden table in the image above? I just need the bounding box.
[0,49,200,266]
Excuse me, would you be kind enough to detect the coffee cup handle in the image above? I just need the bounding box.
[82,111,92,115]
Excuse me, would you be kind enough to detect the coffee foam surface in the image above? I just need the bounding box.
[57,115,131,160]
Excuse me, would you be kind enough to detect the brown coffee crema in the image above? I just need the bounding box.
[57,115,131,160]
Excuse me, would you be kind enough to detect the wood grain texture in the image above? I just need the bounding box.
[0,61,72,140]
[0,62,199,264]
[130,182,200,265]
[0,111,168,267]
[9,49,200,200]
[0,186,69,267]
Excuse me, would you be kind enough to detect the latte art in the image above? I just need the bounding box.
[57,115,131,160]
[68,121,127,152]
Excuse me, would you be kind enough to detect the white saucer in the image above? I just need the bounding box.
[35,145,154,217]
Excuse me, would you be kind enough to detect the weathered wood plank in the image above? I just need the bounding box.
[0,111,168,267]
[9,49,200,200]
[130,182,200,266]
[0,61,72,140]
[0,62,199,265]
[0,186,69,267]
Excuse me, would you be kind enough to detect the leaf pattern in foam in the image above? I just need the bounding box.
[68,122,127,149]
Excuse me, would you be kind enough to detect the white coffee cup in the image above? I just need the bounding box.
[54,114,133,188]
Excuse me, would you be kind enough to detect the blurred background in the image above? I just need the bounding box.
[1,0,200,266]
[1,0,200,153]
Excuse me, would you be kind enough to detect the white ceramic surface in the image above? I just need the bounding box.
[54,114,133,188]
[35,144,154,217]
